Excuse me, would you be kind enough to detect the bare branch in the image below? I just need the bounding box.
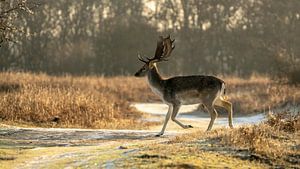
[0,0,39,46]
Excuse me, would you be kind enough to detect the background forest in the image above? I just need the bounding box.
[0,2,300,167]
[1,0,300,81]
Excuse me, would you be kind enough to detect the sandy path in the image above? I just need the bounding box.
[0,103,265,169]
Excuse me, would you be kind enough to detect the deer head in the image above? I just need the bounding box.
[134,35,175,77]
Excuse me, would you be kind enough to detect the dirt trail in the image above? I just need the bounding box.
[0,124,185,169]
[0,103,266,169]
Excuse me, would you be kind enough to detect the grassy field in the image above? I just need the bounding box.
[120,112,300,168]
[0,72,299,129]
[0,72,154,129]
[0,72,299,168]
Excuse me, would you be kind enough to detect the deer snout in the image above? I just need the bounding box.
[134,71,143,77]
[134,70,146,77]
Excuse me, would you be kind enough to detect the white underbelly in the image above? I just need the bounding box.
[176,90,202,105]
[178,98,202,105]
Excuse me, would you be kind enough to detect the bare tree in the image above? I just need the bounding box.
[0,0,37,46]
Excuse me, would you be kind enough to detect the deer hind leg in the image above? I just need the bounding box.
[171,103,193,129]
[156,104,173,137]
[214,98,233,128]
[205,104,218,131]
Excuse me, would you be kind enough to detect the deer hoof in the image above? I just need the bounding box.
[183,125,193,129]
[187,125,193,128]
[155,133,163,137]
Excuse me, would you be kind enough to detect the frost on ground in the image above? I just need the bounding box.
[0,124,180,146]
[1,102,266,148]
[131,102,266,126]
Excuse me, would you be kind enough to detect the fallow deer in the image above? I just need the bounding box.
[134,35,233,136]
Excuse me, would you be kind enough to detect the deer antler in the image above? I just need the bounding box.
[138,53,147,63]
[137,35,175,63]
[153,36,164,59]
[152,35,175,62]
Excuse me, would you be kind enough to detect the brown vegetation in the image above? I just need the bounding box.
[206,111,300,167]
[149,111,300,168]
[0,72,155,129]
[0,72,299,129]
[224,75,300,115]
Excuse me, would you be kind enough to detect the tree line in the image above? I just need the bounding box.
[0,0,299,81]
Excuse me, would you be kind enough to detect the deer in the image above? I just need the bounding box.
[134,35,233,136]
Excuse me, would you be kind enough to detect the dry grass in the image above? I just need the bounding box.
[214,112,300,166]
[163,111,300,167]
[0,72,156,129]
[0,72,299,129]
[221,118,299,156]
[223,75,300,114]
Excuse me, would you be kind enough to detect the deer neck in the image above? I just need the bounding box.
[147,63,165,95]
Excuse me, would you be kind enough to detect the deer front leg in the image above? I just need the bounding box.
[156,104,173,137]
[206,105,218,131]
[171,103,193,129]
